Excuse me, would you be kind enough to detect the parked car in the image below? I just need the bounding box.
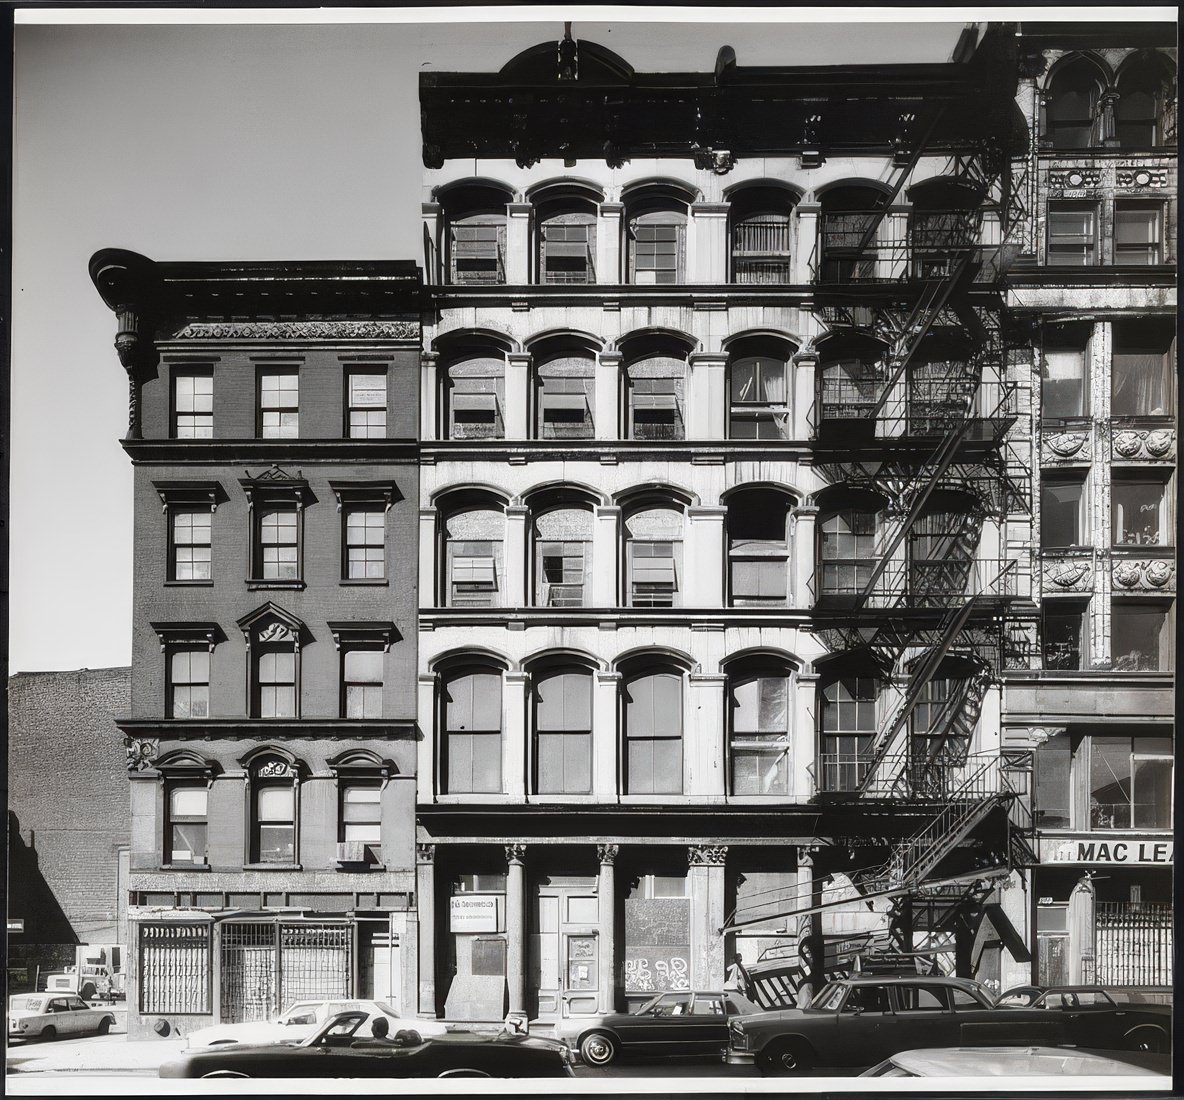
[998,985,1167,1009]
[185,998,447,1049]
[861,1045,1169,1078]
[7,994,117,1042]
[726,975,1171,1076]
[554,990,761,1065]
[159,1010,575,1079]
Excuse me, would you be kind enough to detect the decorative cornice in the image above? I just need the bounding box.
[173,320,419,342]
[150,622,223,652]
[688,844,728,866]
[117,717,417,740]
[326,621,399,652]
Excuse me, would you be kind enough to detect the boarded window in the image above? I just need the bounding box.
[472,938,507,976]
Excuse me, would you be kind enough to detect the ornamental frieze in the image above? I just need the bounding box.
[1046,168,1101,189]
[1112,559,1175,593]
[1042,558,1093,593]
[1112,428,1176,462]
[173,320,419,341]
[1115,166,1170,189]
[1040,430,1090,464]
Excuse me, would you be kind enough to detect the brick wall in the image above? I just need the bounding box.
[7,667,131,950]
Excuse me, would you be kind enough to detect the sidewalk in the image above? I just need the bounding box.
[7,1036,183,1075]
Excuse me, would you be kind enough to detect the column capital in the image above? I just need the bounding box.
[687,505,728,520]
[597,843,620,865]
[795,202,822,216]
[597,350,624,366]
[690,201,730,217]
[688,844,728,866]
[594,505,621,519]
[506,351,532,367]
[595,670,623,685]
[505,504,530,519]
[416,842,436,864]
[505,843,527,865]
[507,202,533,216]
[504,670,530,687]
[792,504,820,517]
[598,202,625,216]
[689,672,728,686]
[421,350,440,367]
[421,202,442,216]
[688,351,728,368]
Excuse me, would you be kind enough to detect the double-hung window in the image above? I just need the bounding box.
[171,509,212,581]
[345,509,385,579]
[538,542,585,607]
[540,217,596,284]
[340,782,382,858]
[449,541,497,606]
[630,542,677,607]
[259,370,299,438]
[442,670,503,794]
[259,507,299,580]
[450,219,505,285]
[257,648,296,718]
[623,671,683,794]
[254,782,296,863]
[1114,202,1163,265]
[166,784,208,864]
[819,507,878,596]
[169,648,210,719]
[628,209,686,284]
[346,371,388,438]
[534,670,592,794]
[173,370,213,438]
[1040,478,1085,549]
[343,649,383,719]
[730,673,790,795]
[1042,343,1089,420]
[538,377,594,439]
[1047,205,1097,266]
[729,357,789,440]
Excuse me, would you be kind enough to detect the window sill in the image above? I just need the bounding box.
[335,863,387,873]
[246,580,306,591]
[164,579,215,588]
[157,863,212,872]
[242,862,303,872]
[340,578,390,587]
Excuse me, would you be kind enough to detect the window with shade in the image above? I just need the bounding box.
[627,354,686,441]
[1113,202,1164,265]
[1111,601,1171,672]
[339,782,382,858]
[1111,321,1175,417]
[1041,340,1089,420]
[442,669,503,794]
[346,371,387,438]
[1045,59,1102,149]
[173,370,213,438]
[729,355,789,439]
[1088,736,1172,830]
[1034,729,1071,828]
[169,647,209,719]
[535,353,595,439]
[166,784,208,865]
[819,675,878,792]
[1112,475,1169,547]
[444,355,505,440]
[533,507,593,608]
[444,507,504,608]
[258,370,299,438]
[533,668,592,794]
[627,207,687,285]
[253,782,296,863]
[729,671,790,796]
[1115,55,1175,149]
[343,649,383,719]
[623,670,683,794]
[727,489,791,607]
[1040,477,1085,549]
[625,506,683,608]
[537,206,596,284]
[1046,204,1097,266]
[449,212,506,285]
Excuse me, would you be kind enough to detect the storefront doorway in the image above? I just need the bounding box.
[530,878,599,1021]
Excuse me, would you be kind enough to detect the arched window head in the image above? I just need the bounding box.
[536,197,598,285]
[440,667,504,794]
[729,187,795,284]
[622,667,684,794]
[534,345,596,439]
[818,673,879,792]
[247,754,300,864]
[626,197,689,285]
[1115,54,1175,149]
[727,488,792,607]
[533,666,593,794]
[442,185,511,285]
[1046,58,1104,150]
[443,503,505,608]
[728,661,792,796]
[443,351,505,440]
[533,505,593,607]
[624,504,684,608]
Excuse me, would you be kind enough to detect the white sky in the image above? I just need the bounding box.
[9,6,1171,672]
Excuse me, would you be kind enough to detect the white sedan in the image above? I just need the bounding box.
[7,994,117,1041]
[185,999,448,1049]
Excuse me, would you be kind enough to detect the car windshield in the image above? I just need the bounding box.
[1037,989,1119,1008]
[633,995,663,1015]
[10,997,46,1012]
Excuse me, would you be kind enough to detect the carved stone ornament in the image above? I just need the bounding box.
[1044,560,1091,590]
[416,843,435,864]
[597,843,620,865]
[1115,166,1169,189]
[1042,431,1089,460]
[1113,428,1175,461]
[257,622,295,644]
[1113,560,1175,591]
[256,758,294,778]
[174,320,418,341]
[693,148,735,174]
[505,843,527,864]
[1047,168,1101,189]
[125,737,158,772]
[688,845,728,866]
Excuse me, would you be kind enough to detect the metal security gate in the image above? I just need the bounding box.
[1095,903,1173,986]
[139,923,211,1014]
[220,921,352,1023]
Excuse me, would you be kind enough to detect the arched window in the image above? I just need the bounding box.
[624,338,688,441]
[442,184,510,285]
[624,503,684,608]
[622,666,683,794]
[909,491,979,606]
[442,499,505,608]
[818,493,884,599]
[908,333,974,436]
[441,666,503,794]
[727,660,791,795]
[1115,54,1176,149]
[626,193,689,284]
[819,185,891,283]
[729,187,795,283]
[728,337,792,440]
[532,504,593,607]
[819,674,878,792]
[907,178,983,281]
[536,196,598,284]
[727,487,792,607]
[247,754,300,864]
[533,666,593,794]
[1045,57,1104,150]
[442,351,505,440]
[533,344,596,439]
[817,332,887,429]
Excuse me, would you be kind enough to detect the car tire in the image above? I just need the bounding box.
[757,1038,814,1076]
[40,1026,57,1043]
[80,984,96,1002]
[1126,1025,1168,1054]
[96,1018,113,1036]
[579,1031,618,1067]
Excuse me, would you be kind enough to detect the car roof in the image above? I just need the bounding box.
[843,975,983,990]
[888,1047,1163,1077]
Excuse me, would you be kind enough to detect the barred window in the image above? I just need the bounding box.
[139,923,211,1014]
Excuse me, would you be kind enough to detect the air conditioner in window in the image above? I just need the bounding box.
[336,842,367,865]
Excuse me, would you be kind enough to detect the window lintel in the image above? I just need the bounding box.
[151,621,222,653]
[328,479,401,513]
[327,621,399,652]
[153,480,224,513]
[239,465,311,506]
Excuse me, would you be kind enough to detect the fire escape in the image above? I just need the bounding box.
[725,100,1038,966]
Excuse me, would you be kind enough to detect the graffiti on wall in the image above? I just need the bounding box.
[624,950,690,992]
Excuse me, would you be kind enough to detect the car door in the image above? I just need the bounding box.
[834,984,895,1067]
[685,994,731,1055]
[50,999,81,1036]
[889,983,961,1052]
[624,992,693,1052]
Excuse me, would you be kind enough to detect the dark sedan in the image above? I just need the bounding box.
[727,975,1171,1076]
[554,990,761,1066]
[159,1011,575,1079]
